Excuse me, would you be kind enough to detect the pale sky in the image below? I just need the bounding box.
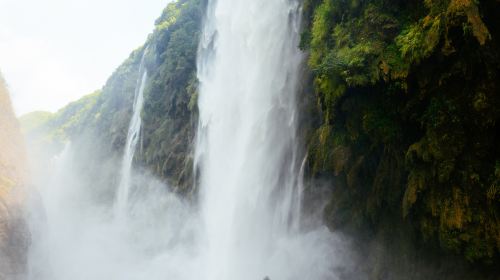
[0,0,171,116]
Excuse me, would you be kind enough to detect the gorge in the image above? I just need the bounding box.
[1,0,499,279]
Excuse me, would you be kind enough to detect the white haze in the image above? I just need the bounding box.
[25,0,357,279]
[0,0,171,115]
[27,143,202,280]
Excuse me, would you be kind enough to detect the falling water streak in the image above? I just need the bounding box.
[292,154,307,232]
[114,53,148,221]
[195,0,307,279]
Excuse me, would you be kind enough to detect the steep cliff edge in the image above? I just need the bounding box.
[0,74,30,279]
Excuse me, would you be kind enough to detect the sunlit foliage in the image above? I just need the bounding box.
[302,0,500,269]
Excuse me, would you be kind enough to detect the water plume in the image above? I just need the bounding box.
[195,0,347,279]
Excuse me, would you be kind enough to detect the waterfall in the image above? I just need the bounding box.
[195,0,327,279]
[114,52,148,220]
[26,2,353,279]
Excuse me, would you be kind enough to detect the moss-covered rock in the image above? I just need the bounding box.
[302,0,500,274]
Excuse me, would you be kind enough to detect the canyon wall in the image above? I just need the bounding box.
[0,74,30,279]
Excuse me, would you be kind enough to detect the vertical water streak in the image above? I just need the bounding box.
[114,52,148,221]
[196,0,306,279]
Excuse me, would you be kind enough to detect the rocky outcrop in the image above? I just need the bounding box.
[0,74,30,279]
[301,0,500,278]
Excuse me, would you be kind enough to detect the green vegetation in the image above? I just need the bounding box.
[139,0,204,194]
[21,91,101,148]
[21,0,204,193]
[302,0,500,273]
[18,111,53,134]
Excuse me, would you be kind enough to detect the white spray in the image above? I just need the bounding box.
[195,0,343,279]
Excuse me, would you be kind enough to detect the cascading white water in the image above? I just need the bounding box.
[26,1,356,279]
[114,55,148,220]
[195,0,339,279]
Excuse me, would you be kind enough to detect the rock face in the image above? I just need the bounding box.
[301,0,500,277]
[0,75,30,279]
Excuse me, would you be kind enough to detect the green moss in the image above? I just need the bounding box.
[395,16,442,64]
[304,0,500,268]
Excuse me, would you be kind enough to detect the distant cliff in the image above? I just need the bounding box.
[0,74,30,279]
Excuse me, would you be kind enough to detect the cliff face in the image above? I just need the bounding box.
[301,0,500,278]
[0,75,30,279]
[21,0,204,195]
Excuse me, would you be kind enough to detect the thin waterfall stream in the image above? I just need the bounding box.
[114,52,148,221]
